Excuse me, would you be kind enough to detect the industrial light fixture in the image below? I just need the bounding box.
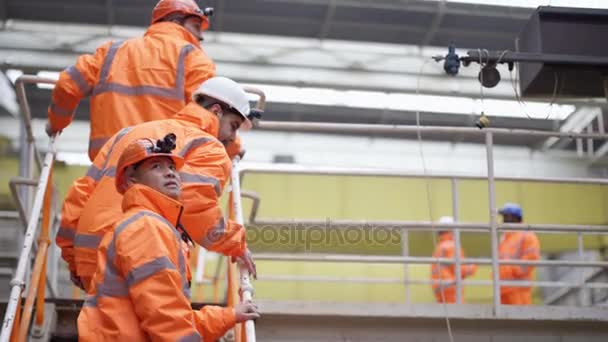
[478,63,501,88]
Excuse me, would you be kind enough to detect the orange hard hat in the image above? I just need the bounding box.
[115,134,185,194]
[151,0,211,31]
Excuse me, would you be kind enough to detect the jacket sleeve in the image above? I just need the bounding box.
[118,217,235,341]
[56,177,95,273]
[47,41,111,133]
[194,306,237,342]
[184,49,216,103]
[499,233,541,280]
[510,233,540,279]
[179,138,248,257]
[55,135,113,272]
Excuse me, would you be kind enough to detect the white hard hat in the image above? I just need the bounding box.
[192,77,252,131]
[438,216,454,224]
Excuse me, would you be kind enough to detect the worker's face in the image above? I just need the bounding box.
[129,156,181,200]
[501,213,520,223]
[218,111,244,146]
[183,16,203,41]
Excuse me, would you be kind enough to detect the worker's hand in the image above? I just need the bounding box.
[45,121,61,137]
[232,248,256,279]
[234,300,260,323]
[70,271,85,291]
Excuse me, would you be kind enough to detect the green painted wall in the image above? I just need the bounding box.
[240,174,608,256]
[2,157,606,304]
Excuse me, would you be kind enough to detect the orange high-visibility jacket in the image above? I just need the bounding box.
[431,233,477,303]
[47,22,215,161]
[77,184,236,341]
[498,231,540,300]
[56,102,247,290]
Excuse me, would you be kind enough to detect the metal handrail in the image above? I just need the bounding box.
[256,275,608,290]
[256,121,608,140]
[0,138,56,342]
[1,75,60,341]
[248,218,608,234]
[237,130,608,311]
[8,178,58,300]
[239,164,608,186]
[14,75,58,171]
[230,157,256,342]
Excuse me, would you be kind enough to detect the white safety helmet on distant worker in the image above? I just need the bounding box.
[192,76,253,130]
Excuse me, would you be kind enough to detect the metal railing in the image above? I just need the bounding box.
[236,122,608,314]
[1,76,59,342]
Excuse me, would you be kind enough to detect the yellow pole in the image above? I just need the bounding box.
[17,243,48,341]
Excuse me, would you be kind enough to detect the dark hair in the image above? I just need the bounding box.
[132,133,177,171]
[153,133,177,153]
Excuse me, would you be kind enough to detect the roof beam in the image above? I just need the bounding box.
[263,0,532,20]
[543,107,601,150]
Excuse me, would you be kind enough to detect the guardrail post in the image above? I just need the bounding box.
[485,131,501,315]
[577,233,587,306]
[401,228,410,303]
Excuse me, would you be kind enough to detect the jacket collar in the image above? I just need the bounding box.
[122,184,183,226]
[174,102,220,138]
[145,22,201,47]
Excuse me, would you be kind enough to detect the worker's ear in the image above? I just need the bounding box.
[208,103,223,118]
[124,167,139,189]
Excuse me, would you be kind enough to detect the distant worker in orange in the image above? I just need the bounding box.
[78,135,259,341]
[431,216,477,303]
[498,203,540,305]
[45,0,218,161]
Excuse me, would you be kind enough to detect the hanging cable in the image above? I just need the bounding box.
[415,58,455,342]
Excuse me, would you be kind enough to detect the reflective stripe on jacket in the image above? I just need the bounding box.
[430,233,477,303]
[77,184,236,341]
[498,231,540,296]
[56,102,247,286]
[48,22,215,161]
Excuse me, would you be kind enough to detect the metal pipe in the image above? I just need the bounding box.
[253,253,608,267]
[14,76,56,172]
[240,164,608,185]
[451,178,462,304]
[463,50,608,67]
[230,157,256,342]
[0,139,55,342]
[243,86,267,111]
[587,124,594,158]
[401,228,410,303]
[241,190,261,224]
[8,178,37,230]
[17,242,48,341]
[577,233,587,306]
[256,275,608,289]
[256,121,608,140]
[249,218,608,234]
[576,138,584,157]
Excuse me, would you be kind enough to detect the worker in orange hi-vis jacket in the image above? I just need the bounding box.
[45,0,241,161]
[498,203,540,305]
[56,77,256,292]
[431,216,477,303]
[77,135,259,341]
